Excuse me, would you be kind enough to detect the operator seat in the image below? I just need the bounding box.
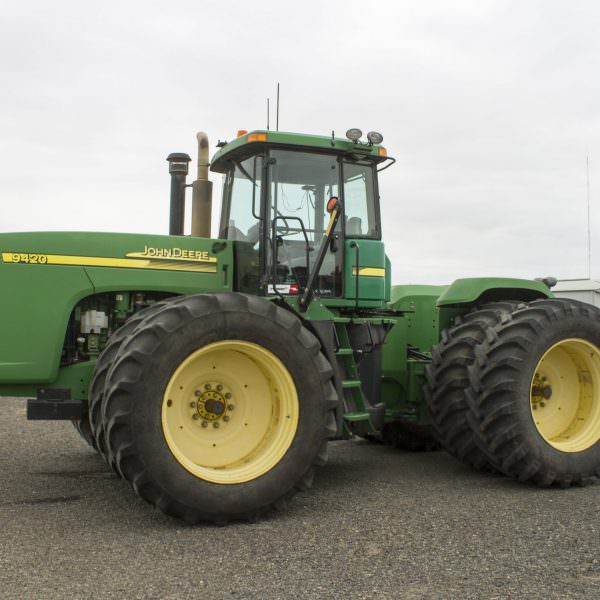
[346,217,363,236]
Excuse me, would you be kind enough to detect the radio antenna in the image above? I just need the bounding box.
[276,83,280,131]
[587,154,592,279]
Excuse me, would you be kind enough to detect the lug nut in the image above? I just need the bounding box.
[533,405,538,410]
[540,402,546,408]
[201,421,208,428]
[225,393,232,399]
[228,404,235,411]
[204,384,212,390]
[213,422,220,429]
[217,384,223,391]
[190,401,196,408]
[192,414,200,420]
[223,415,230,422]
[194,390,202,397]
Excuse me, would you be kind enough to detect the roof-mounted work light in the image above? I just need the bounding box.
[346,128,362,143]
[367,131,384,145]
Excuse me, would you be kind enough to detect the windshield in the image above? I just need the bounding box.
[269,151,339,240]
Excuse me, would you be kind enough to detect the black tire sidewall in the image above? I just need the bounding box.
[90,299,176,455]
[509,309,600,477]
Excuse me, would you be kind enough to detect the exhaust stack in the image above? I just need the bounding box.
[191,132,213,238]
[166,152,191,236]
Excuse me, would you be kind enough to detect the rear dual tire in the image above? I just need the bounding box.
[425,302,520,470]
[466,299,600,486]
[426,298,600,487]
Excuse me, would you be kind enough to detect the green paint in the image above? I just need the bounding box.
[381,285,444,421]
[0,361,96,401]
[437,277,551,306]
[0,231,232,385]
[0,260,91,383]
[211,130,388,173]
[379,279,552,425]
[343,239,387,305]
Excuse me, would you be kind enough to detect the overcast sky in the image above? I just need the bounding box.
[1,0,599,285]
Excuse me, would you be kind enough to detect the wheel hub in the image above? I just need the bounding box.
[531,374,553,409]
[194,383,232,423]
[204,397,225,416]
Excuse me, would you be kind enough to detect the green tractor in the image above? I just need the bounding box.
[2,127,600,524]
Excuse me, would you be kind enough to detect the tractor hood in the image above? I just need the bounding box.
[0,230,233,384]
[0,230,227,276]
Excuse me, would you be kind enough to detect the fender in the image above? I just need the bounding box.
[436,277,552,308]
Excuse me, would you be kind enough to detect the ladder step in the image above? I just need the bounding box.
[342,380,362,389]
[343,411,371,422]
[335,348,353,356]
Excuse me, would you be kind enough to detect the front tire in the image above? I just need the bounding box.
[72,416,97,450]
[101,293,337,523]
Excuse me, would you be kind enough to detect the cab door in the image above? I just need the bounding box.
[342,160,387,306]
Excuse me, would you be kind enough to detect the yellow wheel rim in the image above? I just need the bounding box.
[530,338,600,452]
[162,340,299,484]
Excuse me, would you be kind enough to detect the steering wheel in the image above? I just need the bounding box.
[273,208,293,236]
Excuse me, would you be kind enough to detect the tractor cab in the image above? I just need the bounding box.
[210,130,392,309]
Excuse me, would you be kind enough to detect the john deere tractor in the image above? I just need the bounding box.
[2,128,600,524]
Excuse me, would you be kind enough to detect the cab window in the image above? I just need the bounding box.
[343,162,378,238]
[220,155,263,242]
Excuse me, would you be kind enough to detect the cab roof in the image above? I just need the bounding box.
[210,130,389,173]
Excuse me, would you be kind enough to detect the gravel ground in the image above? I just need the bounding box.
[1,396,599,600]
